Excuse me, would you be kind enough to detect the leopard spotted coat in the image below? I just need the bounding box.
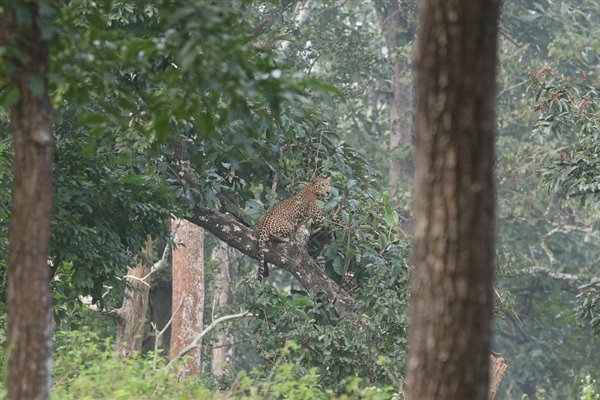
[256,177,331,281]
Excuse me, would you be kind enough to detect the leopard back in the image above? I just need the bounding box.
[256,177,331,281]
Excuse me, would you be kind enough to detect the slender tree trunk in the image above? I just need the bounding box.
[407,1,500,399]
[115,239,153,358]
[375,0,414,233]
[1,3,54,399]
[170,219,205,376]
[211,240,233,376]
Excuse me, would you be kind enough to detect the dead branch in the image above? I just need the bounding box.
[152,297,184,370]
[166,311,252,369]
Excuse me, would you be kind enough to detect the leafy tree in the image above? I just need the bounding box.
[493,0,600,397]
[234,245,409,392]
[530,70,600,333]
[374,0,416,227]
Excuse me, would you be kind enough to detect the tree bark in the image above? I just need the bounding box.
[1,3,54,399]
[115,239,153,358]
[406,1,500,399]
[170,219,205,376]
[488,355,508,400]
[210,240,233,376]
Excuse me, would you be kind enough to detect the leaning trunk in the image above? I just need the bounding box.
[115,239,153,357]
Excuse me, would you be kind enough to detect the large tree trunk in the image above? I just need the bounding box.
[406,1,500,399]
[375,0,415,234]
[211,240,233,376]
[1,3,54,399]
[170,219,205,376]
[115,239,153,358]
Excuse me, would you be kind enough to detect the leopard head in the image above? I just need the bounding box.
[311,177,331,200]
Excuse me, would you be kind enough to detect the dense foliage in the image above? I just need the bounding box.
[28,329,395,399]
[238,245,409,392]
[493,1,600,397]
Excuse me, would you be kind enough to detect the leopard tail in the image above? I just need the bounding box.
[257,235,270,282]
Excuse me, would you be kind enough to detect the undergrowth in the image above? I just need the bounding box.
[8,329,400,399]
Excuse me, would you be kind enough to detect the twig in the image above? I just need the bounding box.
[496,80,527,99]
[153,297,184,370]
[122,274,151,288]
[311,0,347,20]
[166,311,252,369]
[141,222,179,281]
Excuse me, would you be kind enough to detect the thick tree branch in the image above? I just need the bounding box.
[520,267,587,282]
[185,207,355,313]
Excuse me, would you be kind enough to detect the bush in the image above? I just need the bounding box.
[51,329,212,399]
[41,330,401,399]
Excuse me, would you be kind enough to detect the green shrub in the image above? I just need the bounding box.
[45,330,401,399]
[580,375,600,400]
[51,329,212,399]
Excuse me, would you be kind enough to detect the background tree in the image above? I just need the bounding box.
[407,1,500,398]
[210,240,233,376]
[169,219,204,376]
[114,239,154,358]
[374,0,416,233]
[493,1,600,396]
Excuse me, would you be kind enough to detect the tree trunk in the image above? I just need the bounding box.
[488,355,508,400]
[115,239,153,358]
[1,3,54,399]
[170,219,205,376]
[375,0,415,234]
[406,1,500,399]
[211,240,233,375]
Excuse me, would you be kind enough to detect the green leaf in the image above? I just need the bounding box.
[78,113,108,125]
[153,113,170,143]
[0,85,21,108]
[197,113,215,138]
[290,298,314,308]
[384,207,399,226]
[332,257,343,275]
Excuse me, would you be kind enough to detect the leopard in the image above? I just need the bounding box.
[256,177,332,282]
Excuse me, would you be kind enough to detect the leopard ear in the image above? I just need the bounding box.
[326,177,331,183]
